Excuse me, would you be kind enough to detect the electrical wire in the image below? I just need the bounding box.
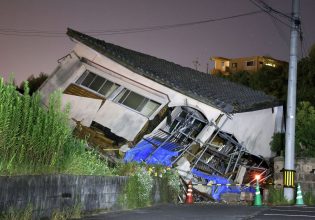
[249,0,291,28]
[0,10,263,38]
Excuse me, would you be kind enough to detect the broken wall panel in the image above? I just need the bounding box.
[61,94,102,127]
[218,107,283,158]
[93,100,149,141]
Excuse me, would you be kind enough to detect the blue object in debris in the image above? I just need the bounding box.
[124,138,179,166]
[191,168,254,201]
[146,147,179,166]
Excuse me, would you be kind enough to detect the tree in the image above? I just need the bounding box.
[295,102,315,157]
[19,72,48,95]
[297,44,315,106]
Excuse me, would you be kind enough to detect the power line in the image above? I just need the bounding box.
[0,10,263,38]
[249,0,291,28]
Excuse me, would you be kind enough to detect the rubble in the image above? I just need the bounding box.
[124,106,270,201]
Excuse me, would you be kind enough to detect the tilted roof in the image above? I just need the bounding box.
[67,28,280,113]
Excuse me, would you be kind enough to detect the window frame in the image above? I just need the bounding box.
[75,70,120,99]
[114,88,161,117]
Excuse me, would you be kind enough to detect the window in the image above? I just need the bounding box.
[76,70,120,98]
[221,61,225,67]
[114,88,160,117]
[246,61,255,66]
[231,63,237,68]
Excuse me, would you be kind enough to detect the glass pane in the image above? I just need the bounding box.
[105,84,119,98]
[122,91,145,110]
[136,97,149,111]
[99,81,116,97]
[89,76,105,91]
[76,71,88,84]
[140,100,160,116]
[114,88,127,102]
[81,72,96,87]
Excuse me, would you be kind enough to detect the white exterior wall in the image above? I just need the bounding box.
[220,106,283,158]
[39,54,84,104]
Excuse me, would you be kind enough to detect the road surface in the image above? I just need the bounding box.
[81,204,315,220]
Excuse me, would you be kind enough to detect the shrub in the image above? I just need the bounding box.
[0,78,112,176]
[120,165,153,208]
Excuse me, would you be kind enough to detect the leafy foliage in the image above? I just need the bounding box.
[118,163,180,208]
[18,73,48,95]
[296,102,315,157]
[270,133,285,155]
[0,78,112,175]
[120,165,153,209]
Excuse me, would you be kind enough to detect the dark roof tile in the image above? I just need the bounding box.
[67,28,280,113]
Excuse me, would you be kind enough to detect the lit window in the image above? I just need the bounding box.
[265,63,276,67]
[76,70,120,98]
[114,88,160,117]
[232,63,237,68]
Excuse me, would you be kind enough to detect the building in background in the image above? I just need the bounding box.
[210,56,287,75]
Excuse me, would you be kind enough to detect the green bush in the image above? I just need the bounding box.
[270,133,285,155]
[0,78,112,176]
[118,164,181,208]
[120,165,153,209]
[296,102,315,157]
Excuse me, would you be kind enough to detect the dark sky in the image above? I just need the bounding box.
[0,0,314,84]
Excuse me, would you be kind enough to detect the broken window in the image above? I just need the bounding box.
[76,70,120,98]
[114,88,160,117]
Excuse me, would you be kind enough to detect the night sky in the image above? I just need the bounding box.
[0,0,314,85]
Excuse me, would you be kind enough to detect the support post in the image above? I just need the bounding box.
[284,0,300,201]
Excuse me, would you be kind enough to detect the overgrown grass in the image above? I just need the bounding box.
[0,78,112,176]
[0,204,82,220]
[267,186,294,205]
[303,191,315,205]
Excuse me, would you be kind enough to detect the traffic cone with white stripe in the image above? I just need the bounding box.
[295,183,304,206]
[185,180,194,204]
[254,175,262,206]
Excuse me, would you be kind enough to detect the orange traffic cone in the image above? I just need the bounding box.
[185,180,194,204]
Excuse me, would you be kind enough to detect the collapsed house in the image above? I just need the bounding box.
[39,28,284,200]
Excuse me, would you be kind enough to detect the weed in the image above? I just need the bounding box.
[0,78,112,176]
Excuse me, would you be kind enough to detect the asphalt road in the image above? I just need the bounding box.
[81,203,315,220]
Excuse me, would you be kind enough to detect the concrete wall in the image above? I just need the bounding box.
[0,175,128,218]
[273,157,315,193]
[0,175,175,219]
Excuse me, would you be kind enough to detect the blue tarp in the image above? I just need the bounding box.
[192,168,254,201]
[124,138,179,167]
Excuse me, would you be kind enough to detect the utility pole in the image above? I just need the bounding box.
[206,62,209,74]
[283,0,300,201]
[192,58,200,71]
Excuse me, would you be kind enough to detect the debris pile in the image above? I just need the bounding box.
[124,106,270,201]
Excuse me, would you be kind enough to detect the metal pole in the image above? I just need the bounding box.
[284,0,300,201]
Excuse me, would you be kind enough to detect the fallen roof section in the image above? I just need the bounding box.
[67,28,280,113]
